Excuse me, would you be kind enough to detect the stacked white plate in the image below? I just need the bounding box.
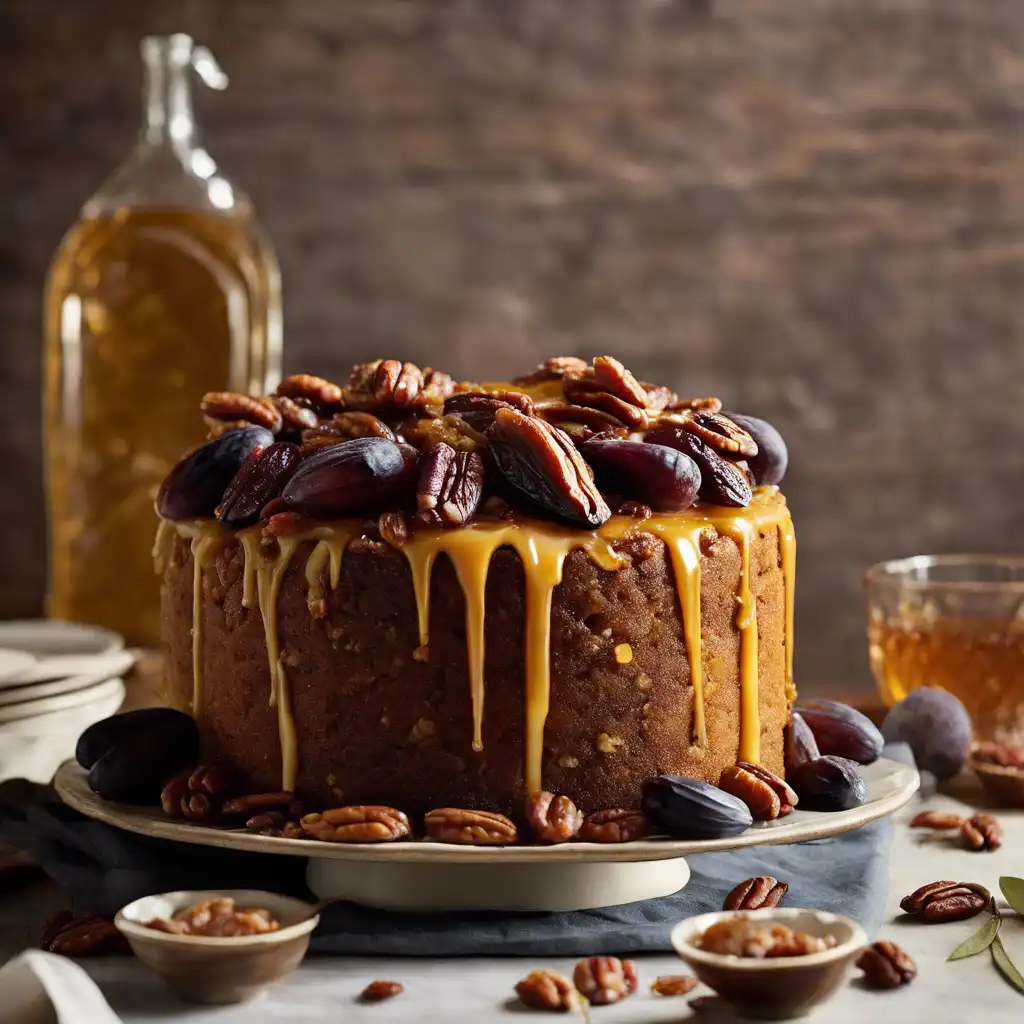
[0,621,135,783]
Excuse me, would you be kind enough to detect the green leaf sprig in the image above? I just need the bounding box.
[947,878,1024,995]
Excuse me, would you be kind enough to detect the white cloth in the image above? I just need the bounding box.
[0,950,121,1024]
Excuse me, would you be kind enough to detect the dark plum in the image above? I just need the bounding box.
[82,709,200,804]
[880,687,972,781]
[643,424,751,507]
[798,699,884,765]
[787,755,867,811]
[76,707,197,771]
[157,426,273,520]
[217,441,301,527]
[723,413,788,487]
[280,437,418,518]
[580,439,701,511]
[642,774,753,839]
[784,710,821,773]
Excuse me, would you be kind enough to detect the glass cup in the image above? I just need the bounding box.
[865,555,1024,745]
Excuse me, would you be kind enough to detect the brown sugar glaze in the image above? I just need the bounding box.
[157,489,794,797]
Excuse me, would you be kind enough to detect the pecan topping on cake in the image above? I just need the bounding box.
[160,355,786,533]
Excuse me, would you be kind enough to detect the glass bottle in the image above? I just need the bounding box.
[44,34,282,645]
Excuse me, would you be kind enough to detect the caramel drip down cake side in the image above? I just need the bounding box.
[166,493,794,800]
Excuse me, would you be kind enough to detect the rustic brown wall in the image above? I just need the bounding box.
[2,0,1023,695]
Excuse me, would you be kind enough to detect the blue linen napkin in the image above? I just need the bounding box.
[0,779,892,955]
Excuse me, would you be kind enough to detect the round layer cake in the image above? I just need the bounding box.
[156,356,795,819]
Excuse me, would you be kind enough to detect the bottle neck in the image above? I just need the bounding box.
[140,47,197,158]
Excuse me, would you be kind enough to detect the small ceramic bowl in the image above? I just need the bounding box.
[115,890,319,1004]
[670,908,867,1020]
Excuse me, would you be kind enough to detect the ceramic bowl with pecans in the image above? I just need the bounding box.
[670,908,867,1020]
[115,890,319,1004]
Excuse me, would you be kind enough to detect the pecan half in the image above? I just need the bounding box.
[536,402,629,433]
[592,356,650,408]
[512,355,591,386]
[444,391,534,431]
[856,941,916,989]
[201,392,281,433]
[416,443,485,526]
[162,763,236,822]
[961,813,1003,851]
[269,395,319,432]
[910,810,965,830]
[899,880,990,922]
[374,360,423,407]
[723,876,789,911]
[526,791,583,844]
[488,408,610,527]
[220,791,294,819]
[300,806,411,843]
[651,975,699,997]
[563,375,649,429]
[667,395,723,413]
[360,980,404,1002]
[718,762,798,820]
[573,956,638,1006]
[424,807,518,845]
[324,412,398,442]
[679,410,758,458]
[42,914,128,957]
[578,808,651,843]
[515,969,583,1012]
[345,361,452,411]
[275,373,344,409]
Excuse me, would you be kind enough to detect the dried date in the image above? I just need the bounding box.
[360,980,404,1002]
[724,412,789,486]
[280,438,418,517]
[42,914,128,958]
[488,408,610,527]
[644,424,751,507]
[579,439,702,512]
[680,411,758,458]
[216,441,301,526]
[444,391,534,430]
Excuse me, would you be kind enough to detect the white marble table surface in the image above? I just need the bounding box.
[2,775,1022,1022]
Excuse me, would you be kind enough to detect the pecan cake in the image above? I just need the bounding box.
[155,356,796,817]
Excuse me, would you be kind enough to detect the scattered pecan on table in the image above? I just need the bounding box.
[899,880,990,922]
[515,969,584,1012]
[719,762,797,820]
[360,980,404,1002]
[910,810,965,830]
[961,813,1003,851]
[424,808,518,845]
[856,941,917,989]
[723,876,789,911]
[651,974,699,996]
[573,956,638,1006]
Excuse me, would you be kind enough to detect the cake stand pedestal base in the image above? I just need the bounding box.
[305,855,692,912]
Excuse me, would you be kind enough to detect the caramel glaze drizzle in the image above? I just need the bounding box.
[163,491,794,797]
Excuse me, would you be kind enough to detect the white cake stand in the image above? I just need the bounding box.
[55,758,918,912]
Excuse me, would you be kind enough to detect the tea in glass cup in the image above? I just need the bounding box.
[865,555,1024,745]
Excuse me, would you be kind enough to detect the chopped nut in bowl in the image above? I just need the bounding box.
[670,908,867,1020]
[115,890,318,1005]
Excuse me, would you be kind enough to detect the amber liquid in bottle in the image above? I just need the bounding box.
[43,36,281,645]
